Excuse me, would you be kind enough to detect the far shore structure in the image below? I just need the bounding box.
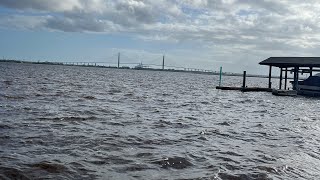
[3,57,320,96]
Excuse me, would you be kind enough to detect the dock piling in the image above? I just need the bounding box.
[118,52,120,68]
[268,66,272,88]
[284,68,288,90]
[293,67,299,90]
[279,68,283,89]
[162,55,165,70]
[242,71,247,88]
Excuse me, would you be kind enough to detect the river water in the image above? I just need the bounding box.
[1,62,320,179]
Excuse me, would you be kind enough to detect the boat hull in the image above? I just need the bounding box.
[297,85,320,96]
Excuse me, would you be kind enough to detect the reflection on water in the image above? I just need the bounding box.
[1,62,320,179]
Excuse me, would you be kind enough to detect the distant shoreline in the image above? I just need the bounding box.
[0,59,277,79]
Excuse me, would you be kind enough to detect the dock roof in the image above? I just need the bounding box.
[259,57,320,68]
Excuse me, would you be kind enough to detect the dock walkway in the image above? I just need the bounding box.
[216,86,272,92]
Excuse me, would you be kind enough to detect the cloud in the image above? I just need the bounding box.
[0,14,47,30]
[0,0,83,12]
[1,0,320,73]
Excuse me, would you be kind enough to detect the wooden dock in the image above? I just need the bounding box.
[216,86,272,92]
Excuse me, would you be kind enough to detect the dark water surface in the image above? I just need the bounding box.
[1,63,320,179]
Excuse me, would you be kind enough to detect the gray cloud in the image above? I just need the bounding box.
[0,0,83,11]
[1,0,320,73]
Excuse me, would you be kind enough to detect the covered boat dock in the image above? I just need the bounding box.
[259,57,320,90]
[216,57,320,96]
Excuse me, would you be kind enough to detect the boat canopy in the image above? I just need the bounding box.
[259,57,320,68]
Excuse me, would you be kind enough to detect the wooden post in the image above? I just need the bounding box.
[293,67,299,90]
[219,67,222,87]
[162,55,165,70]
[268,66,272,88]
[118,52,120,68]
[284,68,288,90]
[279,68,283,89]
[242,71,247,88]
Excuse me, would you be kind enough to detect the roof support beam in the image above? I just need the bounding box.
[279,68,283,90]
[268,66,272,88]
[284,68,288,90]
[293,67,299,90]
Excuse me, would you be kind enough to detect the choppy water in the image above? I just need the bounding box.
[1,62,320,179]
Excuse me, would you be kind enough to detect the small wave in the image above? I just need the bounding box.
[257,166,280,175]
[53,91,64,97]
[161,93,171,96]
[307,152,320,161]
[107,156,134,165]
[1,95,25,100]
[219,172,271,180]
[68,162,97,179]
[254,123,264,128]
[155,120,190,128]
[257,165,292,175]
[38,116,97,121]
[294,116,312,122]
[252,110,268,113]
[201,129,231,137]
[3,80,13,86]
[30,161,67,173]
[217,121,232,126]
[279,127,291,132]
[117,164,151,172]
[151,157,193,169]
[188,153,208,162]
[135,153,153,158]
[257,154,277,162]
[185,116,197,120]
[87,160,108,165]
[25,137,46,145]
[107,121,125,126]
[153,120,172,128]
[0,166,31,180]
[222,163,241,171]
[237,99,256,104]
[198,136,207,141]
[0,135,10,140]
[108,89,122,94]
[143,138,180,146]
[216,156,240,164]
[0,124,13,129]
[124,93,134,97]
[200,101,210,105]
[83,95,96,100]
[219,151,243,157]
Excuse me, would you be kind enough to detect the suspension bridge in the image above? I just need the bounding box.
[56,53,216,73]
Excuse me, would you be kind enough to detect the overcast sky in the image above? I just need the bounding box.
[0,0,319,74]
